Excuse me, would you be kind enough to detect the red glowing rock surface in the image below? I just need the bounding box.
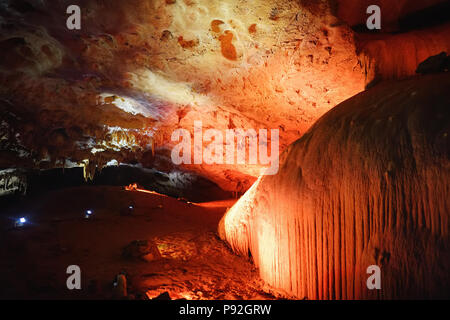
[219,74,450,299]
[357,23,450,85]
[0,0,448,192]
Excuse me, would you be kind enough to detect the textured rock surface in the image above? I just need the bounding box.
[122,240,162,262]
[219,73,450,299]
[0,186,281,300]
[357,23,450,86]
[0,0,449,192]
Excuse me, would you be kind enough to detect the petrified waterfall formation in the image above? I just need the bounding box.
[0,0,449,301]
[219,74,450,299]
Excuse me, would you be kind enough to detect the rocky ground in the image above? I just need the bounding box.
[0,186,285,300]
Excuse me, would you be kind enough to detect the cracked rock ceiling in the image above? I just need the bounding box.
[0,0,449,192]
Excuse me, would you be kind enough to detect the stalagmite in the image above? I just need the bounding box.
[219,73,450,299]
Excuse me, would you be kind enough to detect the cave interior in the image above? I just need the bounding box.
[0,0,449,300]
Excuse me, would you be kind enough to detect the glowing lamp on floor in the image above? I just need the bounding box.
[85,210,93,219]
[15,217,27,228]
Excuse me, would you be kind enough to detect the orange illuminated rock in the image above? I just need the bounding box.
[218,31,237,61]
[103,96,116,104]
[178,36,198,49]
[211,20,225,33]
[0,0,449,193]
[219,73,450,299]
[357,23,450,86]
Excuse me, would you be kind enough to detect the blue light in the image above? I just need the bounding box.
[84,210,94,219]
[15,217,27,228]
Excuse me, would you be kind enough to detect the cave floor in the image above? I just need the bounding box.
[0,186,280,300]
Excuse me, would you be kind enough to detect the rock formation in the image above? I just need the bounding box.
[219,73,450,299]
[1,0,449,192]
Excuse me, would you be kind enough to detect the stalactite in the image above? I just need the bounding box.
[82,159,96,181]
[220,74,450,299]
[0,169,27,196]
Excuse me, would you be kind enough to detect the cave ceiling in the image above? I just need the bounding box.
[0,0,449,192]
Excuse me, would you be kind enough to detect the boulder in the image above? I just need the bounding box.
[122,240,162,262]
[416,52,449,74]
